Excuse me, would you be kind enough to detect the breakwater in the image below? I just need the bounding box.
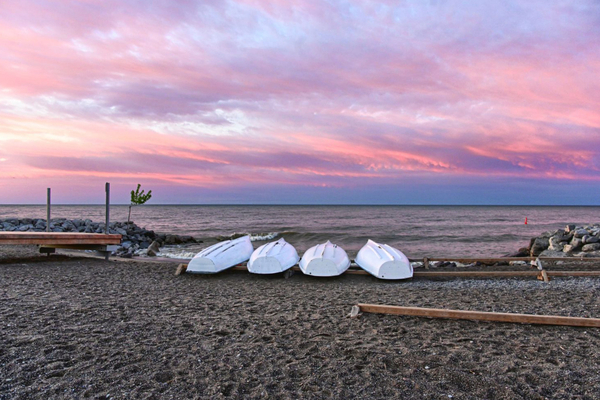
[525,224,600,258]
[0,218,199,257]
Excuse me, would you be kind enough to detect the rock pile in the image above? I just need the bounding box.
[0,218,201,257]
[526,224,600,257]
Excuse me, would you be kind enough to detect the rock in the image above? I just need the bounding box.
[563,244,577,253]
[582,235,599,244]
[147,240,161,257]
[570,238,583,249]
[565,224,576,232]
[573,229,589,238]
[538,249,567,258]
[503,247,529,257]
[165,235,182,245]
[530,238,549,256]
[582,243,600,252]
[548,236,565,251]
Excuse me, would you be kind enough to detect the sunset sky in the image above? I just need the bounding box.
[1,0,599,204]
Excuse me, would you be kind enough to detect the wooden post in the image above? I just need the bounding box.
[46,188,51,232]
[105,182,110,235]
[423,257,429,270]
[356,304,600,328]
[104,182,110,260]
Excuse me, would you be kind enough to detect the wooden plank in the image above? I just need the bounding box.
[175,263,188,276]
[356,304,600,328]
[0,232,121,245]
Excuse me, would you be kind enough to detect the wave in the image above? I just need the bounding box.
[213,231,300,242]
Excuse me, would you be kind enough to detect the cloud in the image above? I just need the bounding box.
[0,0,599,203]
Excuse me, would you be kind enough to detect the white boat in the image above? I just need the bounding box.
[247,238,299,274]
[186,235,253,274]
[355,239,413,280]
[299,241,350,277]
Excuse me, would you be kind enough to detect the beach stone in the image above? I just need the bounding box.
[530,237,549,256]
[582,243,600,252]
[562,244,577,253]
[565,224,576,232]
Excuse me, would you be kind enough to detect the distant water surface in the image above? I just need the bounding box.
[1,205,598,258]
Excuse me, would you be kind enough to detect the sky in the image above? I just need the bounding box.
[0,0,599,205]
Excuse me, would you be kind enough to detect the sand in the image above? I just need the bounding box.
[1,246,600,399]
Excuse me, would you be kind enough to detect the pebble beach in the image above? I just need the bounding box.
[2,245,600,399]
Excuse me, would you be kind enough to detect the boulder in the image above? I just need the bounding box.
[548,236,565,251]
[538,249,568,258]
[582,243,600,252]
[565,224,576,233]
[582,235,599,244]
[573,229,589,238]
[570,238,583,249]
[530,237,549,256]
[147,240,161,257]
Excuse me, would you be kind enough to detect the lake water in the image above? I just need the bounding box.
[1,205,598,258]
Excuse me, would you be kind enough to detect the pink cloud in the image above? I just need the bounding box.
[0,0,599,203]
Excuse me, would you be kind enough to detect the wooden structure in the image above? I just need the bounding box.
[175,263,600,280]
[0,232,122,259]
[354,304,600,328]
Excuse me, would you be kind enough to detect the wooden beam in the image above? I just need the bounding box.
[407,257,597,263]
[356,304,600,328]
[182,263,600,278]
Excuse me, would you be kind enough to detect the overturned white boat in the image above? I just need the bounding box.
[247,238,299,274]
[186,235,253,274]
[299,241,350,277]
[355,239,413,280]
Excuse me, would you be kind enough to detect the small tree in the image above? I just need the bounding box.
[128,184,152,225]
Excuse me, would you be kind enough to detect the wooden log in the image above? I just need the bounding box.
[356,304,600,327]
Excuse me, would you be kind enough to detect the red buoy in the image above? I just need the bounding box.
[525,217,528,225]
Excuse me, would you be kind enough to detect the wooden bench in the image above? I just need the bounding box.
[0,232,122,259]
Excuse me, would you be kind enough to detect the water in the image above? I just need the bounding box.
[1,205,598,258]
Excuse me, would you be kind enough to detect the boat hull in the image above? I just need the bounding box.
[299,241,350,277]
[248,238,299,274]
[355,240,412,280]
[187,235,253,274]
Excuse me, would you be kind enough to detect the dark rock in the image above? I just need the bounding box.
[583,235,599,244]
[573,229,589,238]
[570,237,583,249]
[530,238,549,256]
[147,241,161,257]
[582,243,600,252]
[503,247,529,257]
[565,224,576,232]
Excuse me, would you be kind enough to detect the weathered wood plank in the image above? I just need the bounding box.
[0,232,121,245]
[356,304,600,327]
